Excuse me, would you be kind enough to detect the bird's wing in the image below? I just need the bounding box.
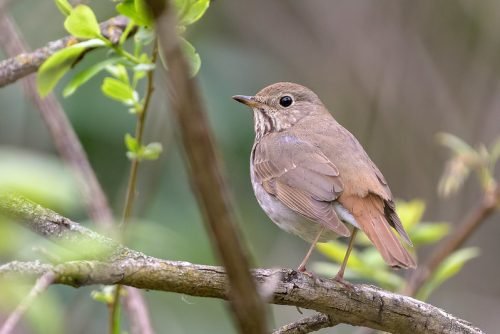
[253,133,350,236]
[308,123,413,246]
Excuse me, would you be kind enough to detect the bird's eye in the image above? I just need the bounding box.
[279,95,293,108]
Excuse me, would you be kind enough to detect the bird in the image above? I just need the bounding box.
[232,82,416,280]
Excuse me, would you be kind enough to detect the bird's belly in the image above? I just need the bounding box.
[251,172,339,243]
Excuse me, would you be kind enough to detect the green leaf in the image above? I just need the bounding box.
[116,0,152,26]
[116,0,135,19]
[116,0,142,25]
[312,248,404,291]
[63,57,121,97]
[395,199,426,230]
[316,241,364,270]
[141,142,163,160]
[177,0,210,26]
[101,77,135,104]
[64,5,103,39]
[54,0,72,16]
[37,39,106,96]
[106,64,130,84]
[37,46,85,97]
[135,0,153,26]
[410,223,449,246]
[124,133,140,152]
[180,38,201,76]
[417,247,480,301]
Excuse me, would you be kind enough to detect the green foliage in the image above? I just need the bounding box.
[37,0,209,97]
[91,286,122,334]
[417,247,480,301]
[314,198,478,296]
[64,5,103,40]
[410,223,449,246]
[180,37,201,77]
[91,285,116,304]
[101,77,136,105]
[37,39,105,97]
[125,134,163,161]
[116,0,152,27]
[37,0,210,159]
[63,57,122,97]
[175,0,210,26]
[0,148,81,212]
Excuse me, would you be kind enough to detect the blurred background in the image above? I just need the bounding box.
[1,0,500,333]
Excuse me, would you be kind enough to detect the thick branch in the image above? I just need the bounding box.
[0,15,129,88]
[0,259,483,334]
[0,195,485,334]
[145,1,267,333]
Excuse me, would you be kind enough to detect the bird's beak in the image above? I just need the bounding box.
[232,95,260,108]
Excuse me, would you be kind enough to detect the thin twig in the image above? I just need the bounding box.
[0,11,113,227]
[145,1,268,333]
[0,271,55,334]
[121,40,159,228]
[272,313,338,334]
[124,287,155,334]
[109,40,159,334]
[403,185,500,296]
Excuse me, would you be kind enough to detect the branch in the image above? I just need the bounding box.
[0,10,153,333]
[0,11,114,227]
[404,185,500,296]
[0,259,483,334]
[145,1,267,333]
[0,195,485,334]
[272,313,337,334]
[0,15,129,88]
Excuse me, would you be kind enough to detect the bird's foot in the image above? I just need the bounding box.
[333,274,354,291]
[296,265,314,278]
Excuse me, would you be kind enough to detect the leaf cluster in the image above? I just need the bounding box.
[37,0,209,161]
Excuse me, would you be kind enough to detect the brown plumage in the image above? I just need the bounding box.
[233,82,416,275]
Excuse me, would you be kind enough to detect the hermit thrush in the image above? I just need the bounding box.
[233,82,416,279]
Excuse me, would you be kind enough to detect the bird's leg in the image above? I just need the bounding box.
[335,228,358,281]
[297,226,325,273]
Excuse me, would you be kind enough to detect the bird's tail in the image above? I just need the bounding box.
[342,195,416,268]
